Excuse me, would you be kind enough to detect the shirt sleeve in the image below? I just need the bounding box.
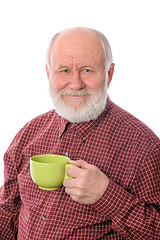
[91,145,160,239]
[0,126,27,239]
[0,152,21,239]
[0,113,53,239]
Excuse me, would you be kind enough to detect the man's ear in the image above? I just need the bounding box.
[107,63,115,88]
[46,65,50,79]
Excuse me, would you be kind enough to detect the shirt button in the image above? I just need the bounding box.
[64,152,69,157]
[72,123,75,127]
[82,137,86,141]
[41,216,46,221]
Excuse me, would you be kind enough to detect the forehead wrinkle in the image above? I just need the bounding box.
[50,33,106,71]
[54,53,96,69]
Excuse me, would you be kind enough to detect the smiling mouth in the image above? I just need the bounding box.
[61,90,92,97]
[63,95,88,103]
[60,90,92,103]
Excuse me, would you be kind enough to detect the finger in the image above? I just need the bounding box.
[64,186,75,195]
[63,177,77,188]
[66,165,85,178]
[69,160,91,169]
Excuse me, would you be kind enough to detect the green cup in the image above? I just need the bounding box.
[30,154,75,190]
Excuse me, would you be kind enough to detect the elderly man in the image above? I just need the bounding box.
[0,27,160,239]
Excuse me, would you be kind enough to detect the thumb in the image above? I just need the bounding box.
[69,159,90,169]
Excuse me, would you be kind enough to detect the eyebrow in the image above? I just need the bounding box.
[81,65,95,69]
[57,65,70,69]
[56,64,96,71]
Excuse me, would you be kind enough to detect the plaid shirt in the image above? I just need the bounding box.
[0,97,160,239]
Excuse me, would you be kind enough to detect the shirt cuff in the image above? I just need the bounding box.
[91,180,132,219]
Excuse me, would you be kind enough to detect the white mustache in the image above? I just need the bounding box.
[60,90,93,96]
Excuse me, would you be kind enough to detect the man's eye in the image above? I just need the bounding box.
[63,69,69,73]
[83,69,90,72]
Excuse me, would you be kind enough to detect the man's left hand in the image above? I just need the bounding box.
[63,160,109,205]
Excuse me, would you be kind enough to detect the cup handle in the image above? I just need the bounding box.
[64,163,76,180]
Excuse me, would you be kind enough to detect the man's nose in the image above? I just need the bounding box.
[69,71,85,90]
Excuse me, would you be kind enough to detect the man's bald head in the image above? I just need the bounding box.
[46,27,113,72]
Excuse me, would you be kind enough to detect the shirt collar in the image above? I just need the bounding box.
[58,116,68,137]
[58,96,111,139]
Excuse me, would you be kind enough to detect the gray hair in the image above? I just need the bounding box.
[45,27,113,72]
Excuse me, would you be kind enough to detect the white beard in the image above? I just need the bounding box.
[49,82,108,123]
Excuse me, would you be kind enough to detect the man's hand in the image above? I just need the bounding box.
[63,160,109,205]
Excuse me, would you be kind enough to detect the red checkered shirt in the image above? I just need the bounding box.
[0,97,160,239]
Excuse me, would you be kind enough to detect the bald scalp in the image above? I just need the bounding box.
[46,27,113,71]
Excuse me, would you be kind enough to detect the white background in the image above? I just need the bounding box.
[0,0,160,187]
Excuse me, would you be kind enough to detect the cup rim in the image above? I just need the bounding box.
[30,154,70,165]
